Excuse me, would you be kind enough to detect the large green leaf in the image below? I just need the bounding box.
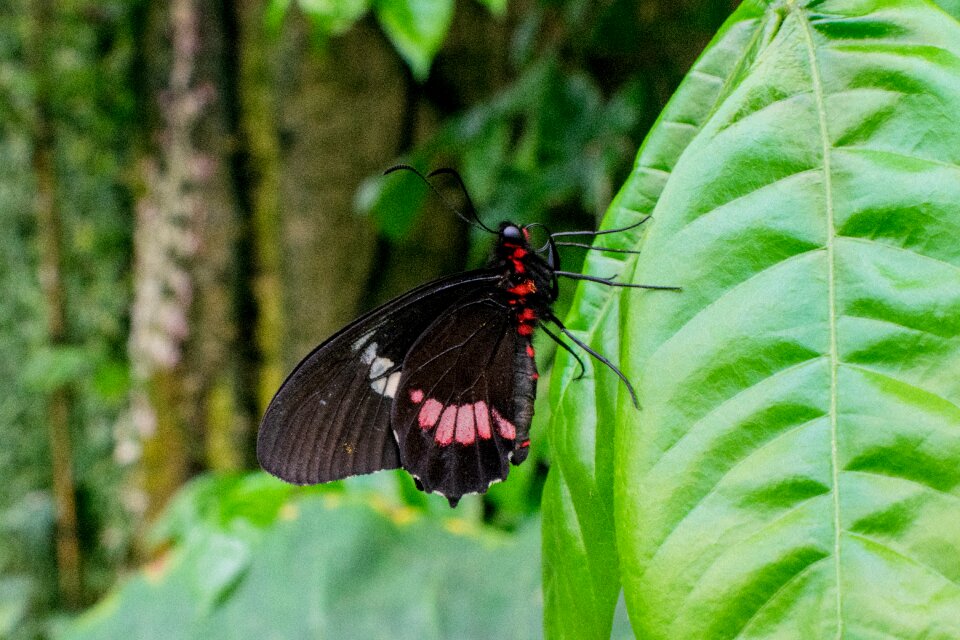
[59,473,543,640]
[548,0,960,637]
[542,2,775,637]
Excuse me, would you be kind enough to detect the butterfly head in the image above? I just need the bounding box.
[498,222,526,244]
[495,221,560,304]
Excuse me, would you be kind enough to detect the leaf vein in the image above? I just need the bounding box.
[669,494,831,634]
[654,413,828,554]
[674,168,820,238]
[840,235,960,277]
[838,145,960,174]
[650,247,823,366]
[847,469,960,506]
[847,531,960,591]
[733,555,832,639]
[843,313,957,343]
[790,3,845,636]
[842,363,960,418]
[657,356,825,460]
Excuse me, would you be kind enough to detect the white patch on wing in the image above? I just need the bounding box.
[361,341,398,396]
[370,370,401,398]
[383,371,401,398]
[368,354,394,379]
[352,331,374,352]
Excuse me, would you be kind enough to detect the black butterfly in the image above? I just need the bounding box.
[257,166,677,506]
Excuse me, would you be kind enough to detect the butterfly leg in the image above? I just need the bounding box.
[554,271,681,290]
[539,323,586,381]
[544,312,640,408]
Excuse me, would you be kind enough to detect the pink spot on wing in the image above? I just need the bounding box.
[474,401,491,439]
[409,389,424,403]
[418,399,443,429]
[491,408,516,440]
[435,406,457,445]
[455,406,476,445]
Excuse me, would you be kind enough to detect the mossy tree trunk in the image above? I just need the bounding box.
[27,0,83,609]
[129,0,209,530]
[234,0,285,418]
[276,17,403,361]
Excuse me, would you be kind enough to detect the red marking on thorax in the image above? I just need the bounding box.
[518,308,536,322]
[508,281,536,296]
[526,344,535,358]
[517,324,534,336]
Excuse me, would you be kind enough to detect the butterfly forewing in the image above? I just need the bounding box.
[257,271,499,485]
[391,296,537,501]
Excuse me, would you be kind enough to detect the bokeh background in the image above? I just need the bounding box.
[1,0,734,636]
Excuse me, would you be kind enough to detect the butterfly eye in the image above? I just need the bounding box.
[501,224,523,241]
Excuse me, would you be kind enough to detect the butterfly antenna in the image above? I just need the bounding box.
[523,223,553,254]
[539,324,586,381]
[545,313,639,408]
[550,215,651,238]
[555,241,642,254]
[426,167,496,234]
[555,271,681,291]
[383,164,492,233]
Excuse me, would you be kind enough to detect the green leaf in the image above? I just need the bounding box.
[355,165,430,240]
[550,0,960,637]
[59,475,544,640]
[265,0,292,34]
[476,0,508,17]
[375,0,454,80]
[21,345,91,392]
[298,0,371,36]
[0,576,32,637]
[542,2,775,636]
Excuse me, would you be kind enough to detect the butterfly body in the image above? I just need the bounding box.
[258,223,557,506]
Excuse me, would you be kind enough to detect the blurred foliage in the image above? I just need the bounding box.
[0,0,733,637]
[271,0,507,79]
[57,473,555,640]
[357,58,647,255]
[1,0,136,637]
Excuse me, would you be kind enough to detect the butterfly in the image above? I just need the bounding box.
[257,166,678,506]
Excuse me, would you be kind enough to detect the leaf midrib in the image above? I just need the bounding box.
[790,2,844,637]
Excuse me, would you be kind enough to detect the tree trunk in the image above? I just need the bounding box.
[234,0,285,420]
[128,0,209,530]
[189,3,247,472]
[27,0,83,610]
[275,17,407,361]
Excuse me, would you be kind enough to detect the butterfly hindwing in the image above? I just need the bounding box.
[257,270,499,485]
[391,295,537,501]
